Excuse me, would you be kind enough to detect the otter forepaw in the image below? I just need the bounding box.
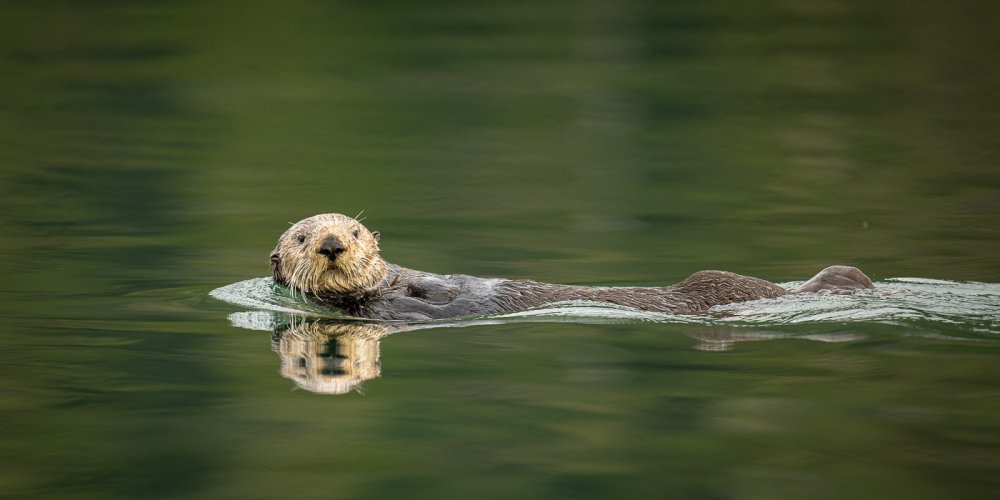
[795,265,873,294]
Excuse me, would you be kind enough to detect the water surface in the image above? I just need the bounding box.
[1,1,999,499]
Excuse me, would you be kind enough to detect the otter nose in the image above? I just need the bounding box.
[317,236,346,261]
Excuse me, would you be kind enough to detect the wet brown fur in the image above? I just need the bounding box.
[270,213,871,321]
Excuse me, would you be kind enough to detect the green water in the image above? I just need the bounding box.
[2,1,999,499]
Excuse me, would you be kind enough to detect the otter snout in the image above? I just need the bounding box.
[318,235,346,261]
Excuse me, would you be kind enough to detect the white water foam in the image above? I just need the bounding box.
[210,277,1000,334]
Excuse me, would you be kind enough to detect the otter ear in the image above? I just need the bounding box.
[371,231,380,241]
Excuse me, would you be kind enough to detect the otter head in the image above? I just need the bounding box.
[269,213,386,298]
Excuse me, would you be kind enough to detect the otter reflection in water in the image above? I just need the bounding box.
[272,319,392,395]
[264,316,861,395]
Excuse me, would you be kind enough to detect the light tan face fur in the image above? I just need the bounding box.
[270,213,386,297]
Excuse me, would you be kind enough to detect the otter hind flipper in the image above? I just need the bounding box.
[795,266,873,294]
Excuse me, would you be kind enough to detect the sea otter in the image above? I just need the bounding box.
[269,213,873,321]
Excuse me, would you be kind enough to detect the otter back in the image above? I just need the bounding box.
[320,265,786,321]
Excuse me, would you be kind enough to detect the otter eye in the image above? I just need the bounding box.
[296,234,306,244]
[352,229,360,238]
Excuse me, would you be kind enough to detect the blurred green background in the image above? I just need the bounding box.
[0,1,998,499]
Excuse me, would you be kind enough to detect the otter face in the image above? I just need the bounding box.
[269,213,386,297]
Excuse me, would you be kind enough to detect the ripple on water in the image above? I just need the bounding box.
[209,277,1000,335]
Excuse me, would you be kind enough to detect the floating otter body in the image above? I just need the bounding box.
[269,213,873,321]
